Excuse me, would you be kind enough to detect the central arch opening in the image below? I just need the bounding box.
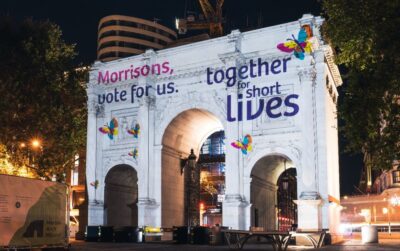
[161,108,224,228]
[104,164,138,227]
[250,155,297,231]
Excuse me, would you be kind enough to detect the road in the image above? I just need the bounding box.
[69,239,400,251]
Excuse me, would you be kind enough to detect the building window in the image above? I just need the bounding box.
[70,154,79,186]
[99,52,117,60]
[99,30,117,40]
[393,170,400,184]
[99,20,117,29]
[71,167,79,186]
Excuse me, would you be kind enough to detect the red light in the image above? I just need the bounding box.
[199,203,204,210]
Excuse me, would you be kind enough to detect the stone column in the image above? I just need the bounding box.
[294,192,322,231]
[137,198,159,227]
[137,95,160,227]
[222,30,249,230]
[86,81,104,225]
[152,144,163,226]
[223,86,245,229]
[295,58,323,231]
[137,50,160,227]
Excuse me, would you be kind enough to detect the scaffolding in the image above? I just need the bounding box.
[198,130,225,226]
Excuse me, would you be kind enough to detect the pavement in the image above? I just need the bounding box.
[311,239,400,251]
[69,239,400,251]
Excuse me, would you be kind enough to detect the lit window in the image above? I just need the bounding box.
[71,154,79,186]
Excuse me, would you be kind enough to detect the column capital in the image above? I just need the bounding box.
[88,199,104,207]
[299,191,321,200]
[224,194,245,203]
[138,197,159,207]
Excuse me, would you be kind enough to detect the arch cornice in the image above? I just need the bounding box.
[104,158,140,180]
[155,92,227,145]
[244,145,302,178]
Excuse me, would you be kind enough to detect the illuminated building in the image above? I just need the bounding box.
[373,166,400,193]
[86,14,343,238]
[341,192,400,233]
[341,166,400,233]
[65,152,87,239]
[97,15,177,62]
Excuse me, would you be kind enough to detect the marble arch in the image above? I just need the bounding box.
[86,15,342,235]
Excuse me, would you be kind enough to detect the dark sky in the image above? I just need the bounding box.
[0,0,363,195]
[1,0,323,64]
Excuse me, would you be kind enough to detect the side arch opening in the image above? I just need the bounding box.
[250,155,297,231]
[104,164,138,226]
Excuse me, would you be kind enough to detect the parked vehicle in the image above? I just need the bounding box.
[0,174,69,250]
[69,215,79,238]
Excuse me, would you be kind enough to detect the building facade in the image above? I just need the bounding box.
[341,191,400,233]
[340,166,400,233]
[373,166,400,194]
[86,15,342,234]
[98,15,177,62]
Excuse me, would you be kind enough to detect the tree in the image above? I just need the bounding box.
[0,17,87,180]
[322,1,400,172]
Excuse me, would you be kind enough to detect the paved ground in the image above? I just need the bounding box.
[70,241,310,251]
[314,239,400,251]
[69,239,400,251]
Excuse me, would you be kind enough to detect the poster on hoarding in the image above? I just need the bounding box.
[0,175,67,249]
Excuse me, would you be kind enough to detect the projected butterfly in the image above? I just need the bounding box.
[231,134,253,155]
[99,118,119,140]
[277,27,312,60]
[90,180,99,189]
[128,148,139,159]
[127,123,140,138]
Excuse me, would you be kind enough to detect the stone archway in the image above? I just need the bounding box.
[250,155,297,230]
[104,164,138,226]
[161,108,224,228]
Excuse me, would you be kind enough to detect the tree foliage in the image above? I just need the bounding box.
[0,17,87,180]
[322,0,400,170]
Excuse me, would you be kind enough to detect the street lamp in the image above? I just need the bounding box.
[390,195,399,206]
[15,138,43,178]
[282,159,289,191]
[31,139,41,149]
[384,193,392,235]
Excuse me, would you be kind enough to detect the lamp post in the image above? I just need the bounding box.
[387,194,399,235]
[19,138,42,172]
[282,159,289,191]
[31,139,41,149]
[388,202,391,235]
[281,159,291,231]
[30,138,42,168]
[184,149,200,228]
[385,193,392,235]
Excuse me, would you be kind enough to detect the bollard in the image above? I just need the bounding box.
[137,227,143,243]
[361,225,378,243]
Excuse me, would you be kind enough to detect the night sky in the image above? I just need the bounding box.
[0,0,363,195]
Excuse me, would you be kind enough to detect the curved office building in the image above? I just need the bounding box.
[98,15,177,62]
